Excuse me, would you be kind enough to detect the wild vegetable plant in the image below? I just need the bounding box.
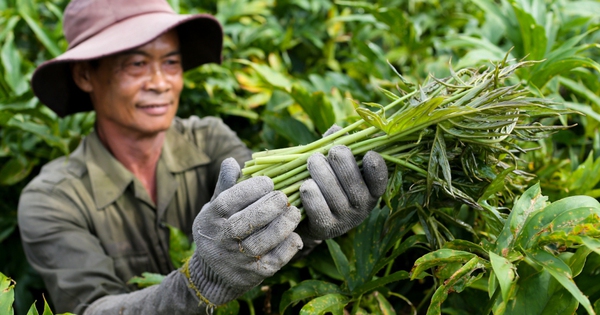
[241,57,568,224]
[285,183,600,314]
[0,271,74,315]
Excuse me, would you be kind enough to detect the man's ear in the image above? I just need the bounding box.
[71,62,94,93]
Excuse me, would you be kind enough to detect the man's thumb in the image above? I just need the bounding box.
[211,157,241,201]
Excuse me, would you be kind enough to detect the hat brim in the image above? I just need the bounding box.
[32,12,222,117]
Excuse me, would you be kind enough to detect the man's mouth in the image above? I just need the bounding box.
[136,103,171,115]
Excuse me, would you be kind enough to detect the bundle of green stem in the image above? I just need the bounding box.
[241,58,569,222]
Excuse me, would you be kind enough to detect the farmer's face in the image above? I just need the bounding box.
[79,30,183,137]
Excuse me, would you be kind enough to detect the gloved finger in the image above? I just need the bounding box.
[224,191,289,239]
[210,176,274,219]
[323,124,344,137]
[211,158,242,201]
[241,206,301,257]
[306,152,352,214]
[300,179,336,223]
[327,145,372,208]
[255,232,303,277]
[362,151,388,197]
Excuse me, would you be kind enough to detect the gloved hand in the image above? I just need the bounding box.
[186,158,303,306]
[297,141,388,241]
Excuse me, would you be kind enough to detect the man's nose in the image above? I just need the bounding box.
[144,64,170,92]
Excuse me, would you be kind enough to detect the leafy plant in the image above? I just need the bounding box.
[1,271,73,315]
[242,58,568,223]
[2,0,600,314]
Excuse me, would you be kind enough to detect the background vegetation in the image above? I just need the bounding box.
[1,0,600,314]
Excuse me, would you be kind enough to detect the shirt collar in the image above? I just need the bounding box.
[86,130,133,210]
[161,124,210,173]
[86,124,211,210]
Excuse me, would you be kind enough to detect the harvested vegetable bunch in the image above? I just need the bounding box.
[241,58,569,231]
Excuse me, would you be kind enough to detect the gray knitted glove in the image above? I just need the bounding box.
[186,157,303,307]
[297,145,388,240]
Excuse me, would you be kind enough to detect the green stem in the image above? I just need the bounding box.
[281,180,303,196]
[288,191,301,206]
[380,154,428,176]
[274,169,309,190]
[272,164,308,185]
[254,154,304,165]
[251,146,299,158]
[241,163,274,176]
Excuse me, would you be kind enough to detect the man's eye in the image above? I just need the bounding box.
[123,60,148,75]
[164,59,182,74]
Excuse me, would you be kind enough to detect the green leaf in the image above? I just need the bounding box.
[19,9,62,57]
[537,290,579,315]
[0,16,19,43]
[469,0,511,31]
[478,167,514,203]
[279,280,344,314]
[559,76,600,108]
[411,249,478,280]
[489,251,517,303]
[569,247,592,277]
[26,303,39,315]
[235,59,292,91]
[7,118,70,155]
[374,234,427,274]
[41,297,53,315]
[378,87,400,101]
[543,207,600,234]
[581,236,600,256]
[427,126,452,200]
[0,156,34,186]
[1,32,28,95]
[373,292,396,315]
[353,206,391,289]
[262,112,318,145]
[300,294,349,315]
[290,84,336,134]
[306,248,344,281]
[354,271,410,296]
[166,224,194,268]
[443,240,488,258]
[531,56,600,88]
[356,107,388,132]
[506,263,578,315]
[383,165,403,210]
[426,257,483,315]
[0,272,15,315]
[528,249,595,315]
[511,2,547,61]
[386,97,449,135]
[127,272,166,288]
[516,195,600,250]
[496,183,547,254]
[215,300,240,315]
[325,239,351,283]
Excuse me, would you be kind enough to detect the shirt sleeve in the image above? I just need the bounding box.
[18,172,208,315]
[18,180,127,314]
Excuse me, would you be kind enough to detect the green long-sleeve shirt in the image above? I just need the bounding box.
[18,116,251,314]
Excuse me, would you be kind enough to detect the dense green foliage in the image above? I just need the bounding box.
[2,0,600,314]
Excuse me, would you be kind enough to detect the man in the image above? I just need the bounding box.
[18,0,388,314]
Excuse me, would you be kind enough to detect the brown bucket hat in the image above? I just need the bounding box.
[31,0,223,117]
